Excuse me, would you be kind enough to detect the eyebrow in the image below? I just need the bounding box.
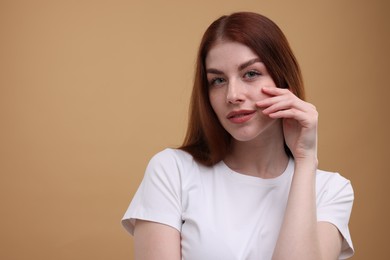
[206,58,261,75]
[239,58,261,71]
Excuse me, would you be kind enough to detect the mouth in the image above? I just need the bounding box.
[227,110,256,123]
[227,110,256,119]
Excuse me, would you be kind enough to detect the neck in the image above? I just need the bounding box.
[224,123,289,178]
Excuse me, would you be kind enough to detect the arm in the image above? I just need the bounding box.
[257,87,343,260]
[121,150,183,259]
[134,220,181,260]
[318,222,343,259]
[272,160,342,260]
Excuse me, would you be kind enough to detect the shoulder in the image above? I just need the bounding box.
[148,148,198,169]
[151,148,194,161]
[316,169,353,193]
[146,148,203,179]
[315,168,354,207]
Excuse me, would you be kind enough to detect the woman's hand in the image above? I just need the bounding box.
[256,87,318,162]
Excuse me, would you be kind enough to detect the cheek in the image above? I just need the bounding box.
[263,77,278,89]
[247,87,268,102]
[209,91,222,112]
[249,78,277,101]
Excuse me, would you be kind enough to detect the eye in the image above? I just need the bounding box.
[209,77,226,87]
[243,70,261,79]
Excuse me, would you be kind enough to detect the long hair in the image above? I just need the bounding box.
[179,12,305,166]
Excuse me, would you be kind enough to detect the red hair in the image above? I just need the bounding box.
[180,12,305,166]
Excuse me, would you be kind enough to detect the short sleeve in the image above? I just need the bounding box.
[317,173,354,259]
[121,149,182,235]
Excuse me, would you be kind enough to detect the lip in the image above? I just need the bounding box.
[226,109,256,124]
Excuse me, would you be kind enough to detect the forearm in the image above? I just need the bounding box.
[272,158,321,260]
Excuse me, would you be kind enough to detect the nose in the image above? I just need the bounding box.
[226,79,245,104]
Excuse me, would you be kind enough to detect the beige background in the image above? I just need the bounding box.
[0,0,389,259]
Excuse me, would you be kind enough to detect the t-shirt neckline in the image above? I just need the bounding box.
[219,157,294,186]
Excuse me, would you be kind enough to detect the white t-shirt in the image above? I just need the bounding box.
[122,148,354,259]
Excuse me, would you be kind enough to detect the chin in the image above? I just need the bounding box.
[227,120,280,143]
[229,130,261,142]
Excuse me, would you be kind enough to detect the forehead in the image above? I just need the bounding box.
[205,41,259,69]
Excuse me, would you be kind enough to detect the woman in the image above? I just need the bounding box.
[122,12,354,259]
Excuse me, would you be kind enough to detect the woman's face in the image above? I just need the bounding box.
[206,41,280,142]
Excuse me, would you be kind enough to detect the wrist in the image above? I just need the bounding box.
[294,156,318,169]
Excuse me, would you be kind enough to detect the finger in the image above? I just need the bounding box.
[257,87,295,107]
[258,94,305,112]
[261,86,290,96]
[262,100,293,114]
[256,95,287,108]
[268,109,318,127]
[260,95,316,115]
[263,99,313,114]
